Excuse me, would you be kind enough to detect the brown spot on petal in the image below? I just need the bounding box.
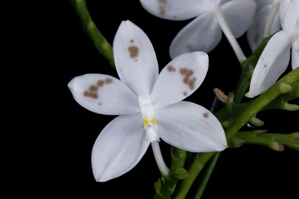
[180,68,186,75]
[89,85,98,91]
[128,46,139,58]
[83,83,99,99]
[180,67,196,90]
[203,112,209,118]
[89,93,98,99]
[188,77,196,90]
[167,65,176,72]
[254,33,259,44]
[130,39,134,43]
[159,7,165,16]
[97,80,105,87]
[83,78,112,100]
[183,91,187,96]
[186,44,194,51]
[105,78,113,84]
[83,91,89,97]
[183,76,189,84]
[159,0,167,16]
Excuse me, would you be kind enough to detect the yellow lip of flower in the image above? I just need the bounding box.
[143,117,157,128]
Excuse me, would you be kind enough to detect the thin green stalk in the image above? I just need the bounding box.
[172,67,299,199]
[193,152,220,199]
[173,152,215,199]
[154,147,188,199]
[69,0,115,68]
[233,131,299,151]
[171,147,187,170]
[226,67,299,141]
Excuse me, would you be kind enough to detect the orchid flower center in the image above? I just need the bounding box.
[138,94,159,142]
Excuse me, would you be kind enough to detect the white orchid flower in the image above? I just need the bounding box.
[247,0,281,51]
[68,20,227,182]
[140,0,256,62]
[246,0,299,98]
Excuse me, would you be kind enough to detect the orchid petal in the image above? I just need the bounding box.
[247,5,276,51]
[156,101,227,152]
[68,74,139,115]
[281,0,299,34]
[247,31,292,98]
[271,12,281,33]
[169,13,221,58]
[113,20,159,96]
[255,0,277,9]
[292,48,299,70]
[278,0,292,29]
[91,114,150,182]
[140,0,207,21]
[151,52,208,109]
[221,0,257,38]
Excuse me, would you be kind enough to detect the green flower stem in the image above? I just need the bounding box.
[173,152,215,199]
[171,146,187,170]
[154,147,188,199]
[192,152,220,199]
[172,67,299,199]
[226,67,299,142]
[69,0,115,68]
[232,131,299,151]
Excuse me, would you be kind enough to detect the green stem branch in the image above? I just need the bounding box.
[69,0,115,68]
[173,67,299,199]
[173,152,215,199]
[226,67,299,141]
[193,152,220,199]
[232,131,299,151]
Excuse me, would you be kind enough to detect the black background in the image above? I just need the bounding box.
[53,1,299,198]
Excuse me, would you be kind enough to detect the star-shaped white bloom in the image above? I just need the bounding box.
[140,0,256,61]
[68,20,227,182]
[246,0,299,98]
[247,0,281,51]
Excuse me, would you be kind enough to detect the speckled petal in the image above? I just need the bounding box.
[68,74,139,115]
[247,5,276,51]
[151,52,208,109]
[169,13,221,58]
[140,0,206,21]
[113,20,159,96]
[92,114,150,182]
[156,101,227,152]
[247,31,292,98]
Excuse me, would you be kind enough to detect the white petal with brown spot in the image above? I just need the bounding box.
[68,20,227,182]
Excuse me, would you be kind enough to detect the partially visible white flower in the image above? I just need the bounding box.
[246,0,299,98]
[247,0,281,51]
[140,0,256,61]
[68,20,227,182]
